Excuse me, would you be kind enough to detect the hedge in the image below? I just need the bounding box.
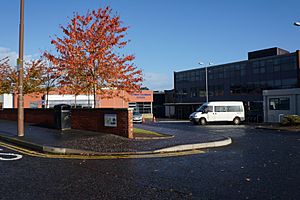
[281,115,300,126]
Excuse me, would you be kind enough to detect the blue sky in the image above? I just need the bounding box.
[0,0,300,90]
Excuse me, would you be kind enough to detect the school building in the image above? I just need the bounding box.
[169,47,300,121]
[0,90,153,117]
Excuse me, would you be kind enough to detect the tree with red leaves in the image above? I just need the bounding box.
[44,6,143,107]
[38,60,61,108]
[0,57,15,94]
[23,59,49,94]
[0,57,53,97]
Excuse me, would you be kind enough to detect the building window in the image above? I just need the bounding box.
[253,67,259,74]
[260,67,266,73]
[129,102,152,114]
[48,100,93,108]
[274,80,281,87]
[212,85,224,96]
[230,84,241,95]
[191,71,196,81]
[269,97,290,110]
[198,89,206,97]
[281,78,297,88]
[274,65,280,72]
[281,63,296,71]
[241,69,246,76]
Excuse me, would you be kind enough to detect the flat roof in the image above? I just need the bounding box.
[175,48,297,74]
[263,88,300,96]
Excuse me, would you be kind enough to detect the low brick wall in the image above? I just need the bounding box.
[71,109,133,138]
[0,109,18,121]
[0,108,133,138]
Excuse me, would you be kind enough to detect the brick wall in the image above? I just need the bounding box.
[0,109,18,121]
[71,108,133,138]
[0,108,133,138]
[0,109,55,127]
[25,109,55,128]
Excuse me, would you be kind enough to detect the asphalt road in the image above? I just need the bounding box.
[0,123,299,200]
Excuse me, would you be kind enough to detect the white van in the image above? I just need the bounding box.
[189,101,245,125]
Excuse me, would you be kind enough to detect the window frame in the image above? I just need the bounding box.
[269,97,290,110]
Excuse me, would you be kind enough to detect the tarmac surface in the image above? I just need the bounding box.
[0,119,228,155]
[2,121,299,199]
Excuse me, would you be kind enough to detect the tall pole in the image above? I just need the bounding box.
[205,66,208,103]
[17,0,24,137]
[199,62,212,103]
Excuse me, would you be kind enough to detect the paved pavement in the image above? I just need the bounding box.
[0,119,229,155]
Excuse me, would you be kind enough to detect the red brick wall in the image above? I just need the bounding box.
[71,108,133,138]
[0,109,56,128]
[25,109,55,127]
[0,108,133,138]
[0,109,18,121]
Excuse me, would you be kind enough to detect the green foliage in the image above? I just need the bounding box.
[281,115,300,126]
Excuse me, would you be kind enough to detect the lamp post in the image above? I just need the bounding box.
[199,62,213,103]
[17,0,24,137]
[205,66,208,103]
[294,22,300,26]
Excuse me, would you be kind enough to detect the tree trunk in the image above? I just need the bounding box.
[46,90,49,108]
[93,62,97,109]
[74,95,77,108]
[93,84,96,108]
[87,91,90,108]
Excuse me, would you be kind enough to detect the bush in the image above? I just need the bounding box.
[281,115,300,126]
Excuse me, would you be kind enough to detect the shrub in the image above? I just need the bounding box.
[281,115,300,126]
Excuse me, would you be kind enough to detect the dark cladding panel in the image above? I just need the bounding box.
[248,47,289,60]
[297,50,300,88]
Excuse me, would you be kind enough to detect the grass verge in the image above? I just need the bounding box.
[133,127,165,137]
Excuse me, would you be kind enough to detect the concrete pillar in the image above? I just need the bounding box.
[263,95,268,122]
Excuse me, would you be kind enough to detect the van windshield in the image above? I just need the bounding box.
[196,105,206,112]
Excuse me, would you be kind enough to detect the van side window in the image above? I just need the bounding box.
[215,106,227,112]
[227,106,242,112]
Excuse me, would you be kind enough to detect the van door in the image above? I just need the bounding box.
[205,106,215,122]
[214,106,228,121]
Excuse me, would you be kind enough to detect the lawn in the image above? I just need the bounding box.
[133,127,164,137]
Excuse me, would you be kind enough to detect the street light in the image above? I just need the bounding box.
[17,0,25,137]
[199,62,213,103]
[294,22,300,26]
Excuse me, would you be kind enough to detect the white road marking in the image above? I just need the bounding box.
[0,153,23,161]
[0,147,23,161]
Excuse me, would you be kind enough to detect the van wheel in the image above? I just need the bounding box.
[233,117,241,125]
[200,118,207,125]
